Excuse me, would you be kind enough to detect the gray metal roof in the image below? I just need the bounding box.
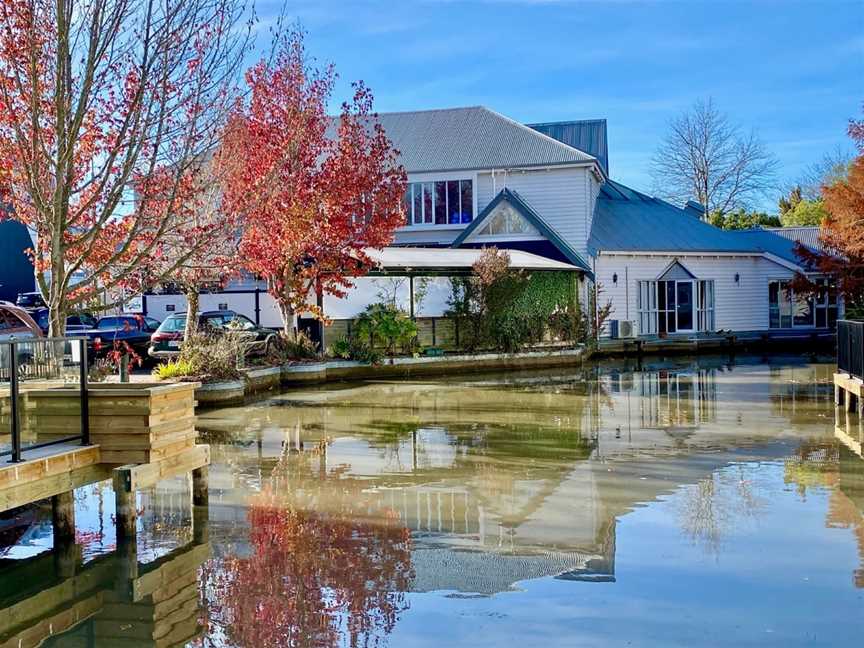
[764,226,823,252]
[527,119,609,175]
[368,106,598,173]
[589,180,762,256]
[589,181,816,269]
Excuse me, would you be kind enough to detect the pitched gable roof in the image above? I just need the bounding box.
[590,180,816,272]
[589,180,767,256]
[372,106,598,174]
[452,188,591,272]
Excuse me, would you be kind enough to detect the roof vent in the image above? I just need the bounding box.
[684,200,707,219]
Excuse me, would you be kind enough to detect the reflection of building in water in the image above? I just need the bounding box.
[196,359,839,596]
[636,369,718,432]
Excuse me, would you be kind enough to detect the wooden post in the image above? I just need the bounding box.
[52,490,76,544]
[409,275,415,319]
[192,466,208,508]
[119,354,129,383]
[192,466,209,545]
[54,540,81,579]
[113,468,137,541]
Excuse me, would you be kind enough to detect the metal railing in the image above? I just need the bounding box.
[1,337,89,462]
[837,320,864,381]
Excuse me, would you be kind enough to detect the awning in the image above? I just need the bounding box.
[365,247,584,274]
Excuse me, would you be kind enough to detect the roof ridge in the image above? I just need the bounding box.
[373,105,485,117]
[479,106,599,163]
[526,118,606,127]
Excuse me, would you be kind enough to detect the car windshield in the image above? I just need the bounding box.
[16,294,42,307]
[97,316,138,330]
[157,315,186,333]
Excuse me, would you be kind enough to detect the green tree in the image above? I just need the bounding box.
[708,209,781,230]
[778,186,828,227]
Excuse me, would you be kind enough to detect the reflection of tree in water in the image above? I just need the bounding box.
[677,464,767,557]
[201,476,414,647]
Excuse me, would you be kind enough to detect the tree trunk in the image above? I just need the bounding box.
[48,261,66,339]
[184,289,200,343]
[278,300,295,337]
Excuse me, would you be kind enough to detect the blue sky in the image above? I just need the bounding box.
[257,0,862,211]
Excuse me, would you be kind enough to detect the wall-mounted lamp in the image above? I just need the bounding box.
[734,273,740,284]
[612,273,618,285]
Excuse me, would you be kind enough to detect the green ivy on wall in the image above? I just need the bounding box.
[448,270,588,352]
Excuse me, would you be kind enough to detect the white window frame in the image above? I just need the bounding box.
[401,173,476,230]
[638,279,715,335]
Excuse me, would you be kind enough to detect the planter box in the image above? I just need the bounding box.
[243,366,282,393]
[26,382,200,464]
[194,380,245,405]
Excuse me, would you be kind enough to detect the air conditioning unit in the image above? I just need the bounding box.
[619,320,636,339]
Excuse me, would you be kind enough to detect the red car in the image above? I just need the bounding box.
[0,301,44,341]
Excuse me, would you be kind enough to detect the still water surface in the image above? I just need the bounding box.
[2,354,863,647]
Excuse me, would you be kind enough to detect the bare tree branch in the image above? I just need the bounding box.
[650,98,778,217]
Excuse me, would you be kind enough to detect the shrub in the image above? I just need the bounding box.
[329,335,382,364]
[152,358,196,380]
[152,331,244,383]
[353,303,418,357]
[265,330,321,364]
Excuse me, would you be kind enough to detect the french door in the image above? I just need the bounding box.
[657,280,695,334]
[639,279,714,335]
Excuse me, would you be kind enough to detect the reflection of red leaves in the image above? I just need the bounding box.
[201,490,413,648]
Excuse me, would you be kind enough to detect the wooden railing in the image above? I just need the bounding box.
[838,320,864,380]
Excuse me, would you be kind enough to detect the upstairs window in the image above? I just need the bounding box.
[403,180,473,226]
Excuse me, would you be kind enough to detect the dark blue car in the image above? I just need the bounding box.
[83,315,161,360]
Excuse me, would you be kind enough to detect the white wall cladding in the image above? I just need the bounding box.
[594,253,797,333]
[145,291,284,328]
[476,167,592,258]
[322,276,453,319]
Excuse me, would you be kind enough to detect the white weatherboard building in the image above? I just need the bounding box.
[144,106,838,339]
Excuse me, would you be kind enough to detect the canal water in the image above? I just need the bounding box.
[2,354,863,647]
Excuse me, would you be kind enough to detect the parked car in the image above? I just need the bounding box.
[0,302,44,341]
[83,314,161,360]
[0,302,44,372]
[30,308,98,335]
[149,310,276,360]
[15,291,46,311]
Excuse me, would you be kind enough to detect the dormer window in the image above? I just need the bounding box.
[403,180,473,226]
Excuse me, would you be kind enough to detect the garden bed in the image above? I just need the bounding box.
[192,347,588,405]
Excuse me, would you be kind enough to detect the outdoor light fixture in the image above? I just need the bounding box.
[612,273,618,284]
[735,273,740,284]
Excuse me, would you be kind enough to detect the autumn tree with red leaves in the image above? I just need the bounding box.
[0,0,251,335]
[795,109,864,317]
[219,29,406,335]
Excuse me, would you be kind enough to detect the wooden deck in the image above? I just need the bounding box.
[0,537,210,648]
[835,372,864,416]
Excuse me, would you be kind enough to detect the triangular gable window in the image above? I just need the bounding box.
[473,202,540,237]
[658,260,696,281]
